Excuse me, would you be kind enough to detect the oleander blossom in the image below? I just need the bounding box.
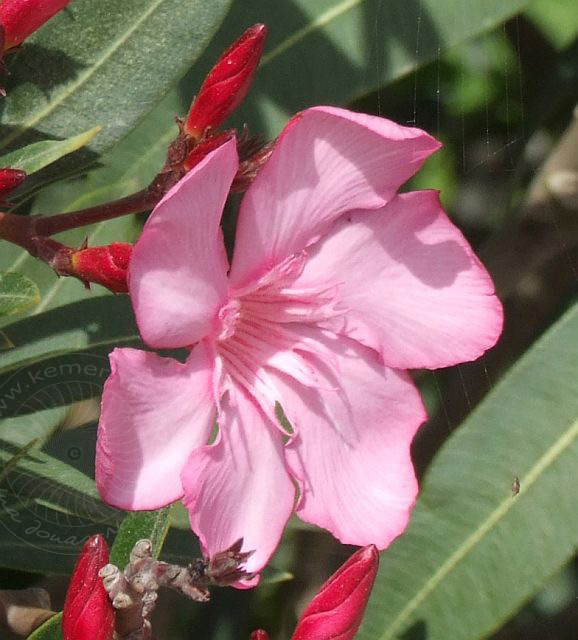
[96,107,502,585]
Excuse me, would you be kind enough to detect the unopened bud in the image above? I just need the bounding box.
[185,24,267,139]
[291,545,379,640]
[183,130,235,172]
[62,534,115,640]
[0,167,26,200]
[0,0,70,51]
[53,243,132,293]
[250,631,270,640]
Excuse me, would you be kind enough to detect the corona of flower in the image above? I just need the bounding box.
[96,107,502,583]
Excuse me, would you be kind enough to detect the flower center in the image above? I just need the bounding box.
[213,253,345,403]
[217,299,242,341]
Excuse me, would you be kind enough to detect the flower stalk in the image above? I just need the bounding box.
[100,538,254,640]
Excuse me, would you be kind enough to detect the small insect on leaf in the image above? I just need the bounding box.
[511,476,520,496]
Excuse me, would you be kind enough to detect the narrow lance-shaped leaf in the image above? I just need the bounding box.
[193,0,535,139]
[0,0,232,156]
[109,508,172,569]
[0,127,101,174]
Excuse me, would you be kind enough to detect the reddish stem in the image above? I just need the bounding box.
[33,187,156,236]
[0,170,178,277]
[0,209,37,252]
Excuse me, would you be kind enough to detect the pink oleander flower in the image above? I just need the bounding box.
[96,107,502,585]
[251,545,379,640]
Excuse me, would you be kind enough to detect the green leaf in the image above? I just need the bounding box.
[27,0,535,210]
[0,437,38,485]
[1,0,232,156]
[0,127,101,174]
[261,565,294,585]
[0,295,139,375]
[358,302,578,640]
[195,0,535,139]
[525,0,578,49]
[26,613,62,640]
[0,272,40,317]
[109,508,172,569]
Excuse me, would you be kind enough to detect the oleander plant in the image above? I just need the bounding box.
[0,1,576,639]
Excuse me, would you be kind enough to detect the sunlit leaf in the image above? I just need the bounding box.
[0,127,101,174]
[26,613,62,640]
[1,0,232,156]
[109,508,172,569]
[202,0,535,138]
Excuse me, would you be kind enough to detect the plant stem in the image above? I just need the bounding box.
[0,209,37,253]
[33,187,155,236]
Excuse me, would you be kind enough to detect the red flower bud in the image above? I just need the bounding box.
[51,243,132,293]
[250,632,270,640]
[183,130,235,172]
[0,0,70,51]
[185,24,267,139]
[0,167,26,199]
[290,545,379,640]
[69,243,131,293]
[62,534,115,640]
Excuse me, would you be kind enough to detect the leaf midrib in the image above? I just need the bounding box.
[381,414,578,639]
[261,0,363,65]
[0,0,167,152]
[0,292,35,301]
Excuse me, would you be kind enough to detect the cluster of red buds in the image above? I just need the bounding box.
[1,22,272,294]
[59,538,379,640]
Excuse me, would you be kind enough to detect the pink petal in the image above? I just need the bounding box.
[96,344,215,510]
[181,385,295,581]
[129,140,237,349]
[271,331,426,548]
[229,106,440,289]
[297,190,503,369]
